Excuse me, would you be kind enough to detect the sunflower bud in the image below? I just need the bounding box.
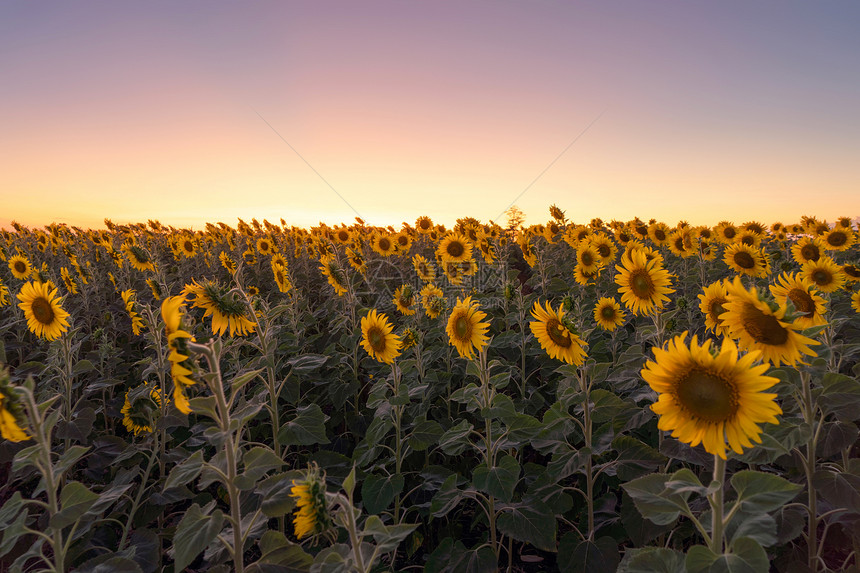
[562,295,574,312]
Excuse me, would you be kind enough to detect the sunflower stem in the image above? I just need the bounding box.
[709,455,726,554]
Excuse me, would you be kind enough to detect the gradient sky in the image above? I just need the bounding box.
[2,1,859,231]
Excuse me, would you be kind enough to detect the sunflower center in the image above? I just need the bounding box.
[455,315,472,340]
[379,238,391,251]
[600,305,616,320]
[398,236,408,246]
[740,236,755,246]
[14,261,26,273]
[31,297,55,325]
[787,288,814,315]
[811,269,831,285]
[596,244,610,257]
[844,265,860,278]
[184,241,193,251]
[338,231,349,241]
[709,299,726,321]
[740,303,789,345]
[367,327,386,352]
[447,241,465,258]
[635,225,648,237]
[827,232,847,246]
[733,251,755,269]
[800,245,820,261]
[723,228,736,239]
[581,252,594,266]
[630,270,655,297]
[655,229,666,241]
[545,318,572,348]
[677,369,737,423]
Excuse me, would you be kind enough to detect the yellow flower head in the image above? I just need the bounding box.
[17,281,71,341]
[446,296,490,360]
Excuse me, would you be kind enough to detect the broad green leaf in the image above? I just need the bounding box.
[558,534,620,573]
[73,555,143,573]
[287,353,328,373]
[685,545,718,573]
[239,446,283,488]
[163,450,204,491]
[430,474,464,518]
[231,367,265,393]
[622,471,695,526]
[0,492,23,527]
[817,421,859,458]
[250,530,313,571]
[819,372,860,422]
[706,536,769,573]
[258,471,303,518]
[438,419,474,455]
[730,470,801,513]
[342,465,356,499]
[0,509,28,559]
[612,435,667,481]
[278,404,329,446]
[726,511,777,548]
[618,547,686,573]
[472,454,520,503]
[496,500,556,552]
[53,445,90,479]
[50,481,99,529]
[812,469,860,513]
[172,503,224,572]
[408,418,443,451]
[361,515,419,553]
[361,473,405,514]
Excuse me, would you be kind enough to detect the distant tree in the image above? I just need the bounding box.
[505,206,525,231]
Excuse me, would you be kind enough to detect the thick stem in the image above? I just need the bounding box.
[709,455,727,554]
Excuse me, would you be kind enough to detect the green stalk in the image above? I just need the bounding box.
[709,455,726,554]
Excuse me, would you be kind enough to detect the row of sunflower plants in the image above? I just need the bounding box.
[0,208,858,572]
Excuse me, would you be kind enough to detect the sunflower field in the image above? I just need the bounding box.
[0,209,859,573]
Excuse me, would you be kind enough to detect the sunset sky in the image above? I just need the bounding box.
[2,1,859,231]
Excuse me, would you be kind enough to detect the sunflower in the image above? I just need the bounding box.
[178,235,197,258]
[416,216,434,234]
[576,244,601,273]
[0,279,9,307]
[8,254,32,280]
[333,227,352,245]
[821,227,854,251]
[121,382,163,436]
[290,465,331,539]
[698,280,730,336]
[420,283,446,319]
[791,237,822,265]
[594,297,625,332]
[121,289,145,335]
[17,281,71,341]
[437,233,473,264]
[478,237,496,264]
[371,233,397,257]
[529,301,588,365]
[589,233,618,265]
[272,263,292,293]
[271,253,288,269]
[643,333,782,459]
[219,251,237,274]
[0,390,28,443]
[319,254,348,296]
[667,230,697,258]
[161,296,196,414]
[852,290,860,313]
[256,236,275,256]
[843,263,860,284]
[723,243,768,278]
[720,277,819,367]
[519,238,537,267]
[60,267,78,295]
[736,230,762,248]
[122,243,155,272]
[394,231,412,253]
[647,222,671,246]
[714,222,738,244]
[446,296,490,360]
[184,279,257,336]
[146,278,162,300]
[614,249,674,315]
[769,273,827,329]
[345,247,367,275]
[801,257,846,293]
[361,309,402,364]
[573,263,601,286]
[393,284,416,316]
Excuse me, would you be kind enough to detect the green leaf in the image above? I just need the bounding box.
[730,470,801,513]
[361,515,419,553]
[430,474,464,518]
[250,530,313,571]
[258,471,303,518]
[472,454,520,503]
[53,445,90,479]
[239,446,283,488]
[342,465,356,499]
[612,435,667,481]
[706,536,769,573]
[438,419,474,455]
[408,418,443,451]
[813,469,860,513]
[163,450,204,491]
[231,368,264,393]
[0,509,28,559]
[50,481,99,529]
[622,471,695,526]
[726,511,777,548]
[558,534,620,573]
[172,503,225,572]
[817,421,859,458]
[619,547,686,573]
[496,500,556,552]
[72,359,95,375]
[287,354,328,373]
[278,404,329,446]
[361,473,405,514]
[685,545,718,573]
[0,492,23,527]
[819,372,860,422]
[73,556,143,573]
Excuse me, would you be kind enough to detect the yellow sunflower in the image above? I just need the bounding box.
[184,279,257,336]
[576,244,601,273]
[121,289,145,335]
[412,254,436,282]
[642,333,782,459]
[851,290,860,313]
[720,277,819,367]
[393,284,416,316]
[0,278,9,307]
[713,222,739,244]
[842,263,860,284]
[121,382,163,436]
[420,283,446,319]
[530,301,588,365]
[60,267,78,295]
[821,227,854,252]
[614,249,674,315]
[769,273,827,329]
[161,296,196,414]
[319,254,348,296]
[178,235,197,258]
[589,233,618,265]
[8,255,32,280]
[573,263,601,286]
[0,390,28,443]
[478,237,496,264]
[272,263,292,293]
[647,222,671,246]
[17,281,71,341]
[290,465,331,539]
[219,251,237,274]
[722,243,768,278]
[333,227,352,245]
[667,229,697,259]
[800,257,846,293]
[415,216,434,234]
[698,280,730,336]
[361,309,402,364]
[437,232,473,264]
[594,297,625,332]
[446,296,490,360]
[371,233,397,257]
[256,236,275,256]
[791,237,822,265]
[122,243,156,272]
